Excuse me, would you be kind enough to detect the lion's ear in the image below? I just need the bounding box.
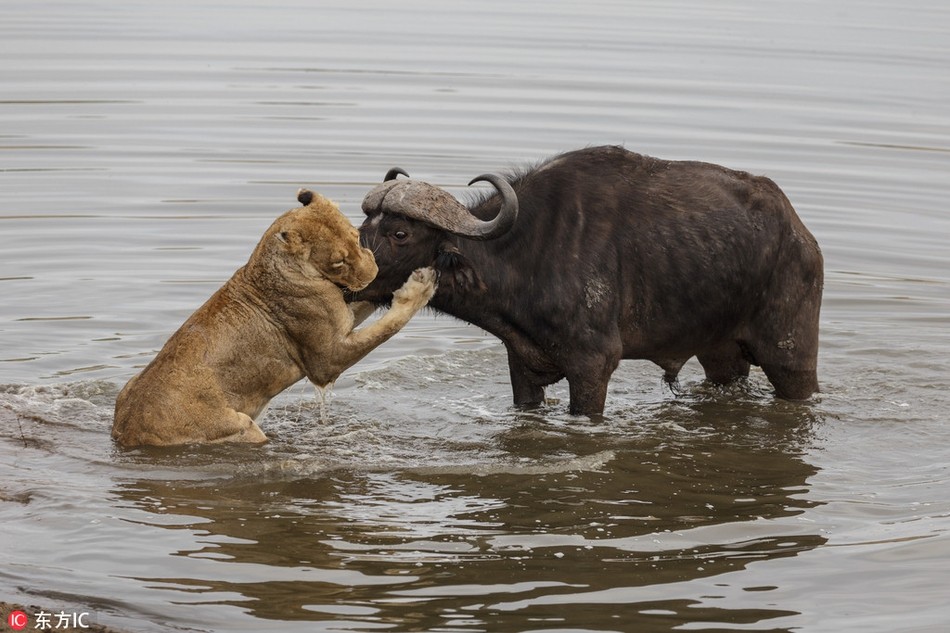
[297,188,315,206]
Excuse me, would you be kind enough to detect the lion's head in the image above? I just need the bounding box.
[257,189,378,291]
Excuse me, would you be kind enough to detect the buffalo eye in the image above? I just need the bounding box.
[392,230,409,242]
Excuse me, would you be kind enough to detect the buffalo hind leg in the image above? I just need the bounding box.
[750,248,822,399]
[761,364,818,400]
[697,342,751,386]
[746,315,820,400]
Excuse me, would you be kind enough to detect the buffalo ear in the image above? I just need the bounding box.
[435,241,485,293]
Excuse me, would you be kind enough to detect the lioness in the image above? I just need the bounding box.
[112,189,436,448]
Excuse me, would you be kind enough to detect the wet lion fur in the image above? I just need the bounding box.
[112,189,436,448]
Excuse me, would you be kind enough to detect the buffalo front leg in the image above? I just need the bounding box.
[567,375,611,417]
[505,345,546,408]
[565,349,621,417]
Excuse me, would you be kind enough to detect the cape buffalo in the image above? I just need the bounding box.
[353,145,823,416]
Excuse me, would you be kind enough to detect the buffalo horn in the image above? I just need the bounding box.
[361,173,518,241]
[384,167,410,181]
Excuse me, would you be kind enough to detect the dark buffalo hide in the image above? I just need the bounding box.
[354,145,823,415]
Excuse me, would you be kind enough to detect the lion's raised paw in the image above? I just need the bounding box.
[393,267,438,308]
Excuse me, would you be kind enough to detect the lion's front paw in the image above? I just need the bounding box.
[393,267,438,309]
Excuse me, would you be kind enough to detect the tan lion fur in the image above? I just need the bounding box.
[112,190,436,448]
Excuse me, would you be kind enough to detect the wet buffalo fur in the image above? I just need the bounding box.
[354,145,823,415]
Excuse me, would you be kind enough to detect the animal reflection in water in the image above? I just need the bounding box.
[112,189,436,448]
[355,146,823,415]
[112,402,823,625]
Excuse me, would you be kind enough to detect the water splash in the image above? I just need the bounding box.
[314,382,335,424]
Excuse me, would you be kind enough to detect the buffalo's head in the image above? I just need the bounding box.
[352,168,518,303]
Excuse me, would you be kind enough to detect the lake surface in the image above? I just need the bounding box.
[2,1,950,631]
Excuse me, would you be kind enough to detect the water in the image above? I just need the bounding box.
[2,1,949,631]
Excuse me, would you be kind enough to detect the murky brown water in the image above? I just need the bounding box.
[2,1,950,631]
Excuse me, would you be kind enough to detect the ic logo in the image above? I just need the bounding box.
[7,610,29,631]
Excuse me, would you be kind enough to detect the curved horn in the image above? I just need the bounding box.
[384,167,410,181]
[361,174,518,241]
[463,173,518,240]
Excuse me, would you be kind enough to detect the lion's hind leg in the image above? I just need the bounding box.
[207,409,268,444]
